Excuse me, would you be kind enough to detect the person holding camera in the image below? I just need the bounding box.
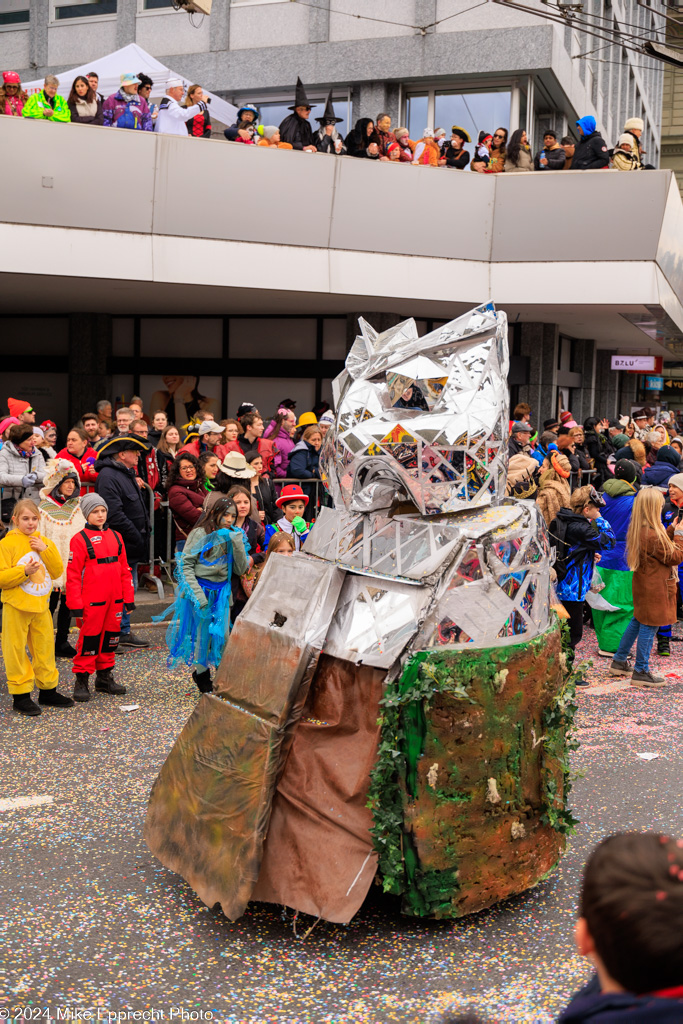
[154,78,208,137]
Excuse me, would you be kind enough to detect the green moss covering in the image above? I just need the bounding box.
[367,620,578,919]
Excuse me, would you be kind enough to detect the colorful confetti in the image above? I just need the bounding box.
[0,620,681,1022]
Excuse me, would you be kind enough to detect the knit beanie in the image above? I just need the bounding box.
[611,432,629,451]
[657,445,681,468]
[667,473,683,492]
[262,125,279,140]
[81,493,108,519]
[614,459,641,486]
[624,117,644,132]
[617,134,634,148]
[394,127,409,140]
[7,397,32,418]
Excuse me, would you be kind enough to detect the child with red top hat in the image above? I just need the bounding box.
[66,492,134,703]
[264,484,309,551]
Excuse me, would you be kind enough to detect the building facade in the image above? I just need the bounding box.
[1,0,666,161]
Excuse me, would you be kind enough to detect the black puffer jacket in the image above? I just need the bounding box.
[584,429,614,486]
[95,457,150,563]
[573,130,609,170]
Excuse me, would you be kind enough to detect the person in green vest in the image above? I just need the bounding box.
[22,76,70,123]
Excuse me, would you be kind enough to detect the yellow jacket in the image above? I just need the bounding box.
[0,530,63,612]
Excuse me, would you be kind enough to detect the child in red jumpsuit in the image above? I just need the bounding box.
[66,493,135,702]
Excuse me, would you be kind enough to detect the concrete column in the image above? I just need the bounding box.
[619,370,638,413]
[116,0,138,48]
[68,314,113,425]
[357,82,401,126]
[210,0,230,52]
[593,349,620,420]
[516,322,559,427]
[308,0,329,44]
[571,338,596,424]
[29,0,48,71]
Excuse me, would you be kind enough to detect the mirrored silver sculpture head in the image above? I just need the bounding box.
[320,303,510,516]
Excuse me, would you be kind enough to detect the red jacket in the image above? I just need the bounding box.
[178,438,230,462]
[56,446,99,494]
[66,524,134,614]
[223,437,276,474]
[168,478,206,538]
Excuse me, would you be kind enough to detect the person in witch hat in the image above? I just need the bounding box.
[278,78,317,152]
[313,91,347,154]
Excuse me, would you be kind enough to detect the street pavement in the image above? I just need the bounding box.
[1,622,682,1024]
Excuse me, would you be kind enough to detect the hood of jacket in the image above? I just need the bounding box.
[291,439,311,454]
[576,115,597,137]
[656,444,680,468]
[602,478,636,498]
[559,976,683,1023]
[643,460,679,486]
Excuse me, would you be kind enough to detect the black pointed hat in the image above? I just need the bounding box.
[316,90,343,124]
[288,77,312,111]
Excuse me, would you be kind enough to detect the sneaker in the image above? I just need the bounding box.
[38,688,75,708]
[13,693,41,716]
[609,659,632,676]
[657,636,671,657]
[192,668,213,694]
[118,632,150,649]
[574,677,590,687]
[55,641,77,658]
[597,649,615,658]
[631,670,666,688]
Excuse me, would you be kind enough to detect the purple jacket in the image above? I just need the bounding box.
[264,420,295,478]
[102,90,152,131]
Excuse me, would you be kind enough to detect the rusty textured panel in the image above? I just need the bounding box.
[144,626,319,921]
[252,654,385,923]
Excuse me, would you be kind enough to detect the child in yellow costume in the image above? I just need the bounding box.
[0,498,75,717]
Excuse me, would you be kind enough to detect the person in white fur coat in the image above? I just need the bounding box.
[38,459,86,658]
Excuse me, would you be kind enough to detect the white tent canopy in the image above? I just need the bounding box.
[22,42,238,127]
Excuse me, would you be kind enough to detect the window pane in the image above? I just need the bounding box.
[406,94,428,141]
[0,8,29,20]
[434,90,511,163]
[143,0,173,7]
[55,0,115,17]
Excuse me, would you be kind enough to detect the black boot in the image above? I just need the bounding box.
[55,641,77,658]
[95,669,127,695]
[657,635,671,657]
[73,673,91,703]
[38,688,75,707]
[13,693,41,716]
[192,668,213,694]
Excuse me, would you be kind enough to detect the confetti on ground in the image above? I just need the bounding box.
[0,622,682,1022]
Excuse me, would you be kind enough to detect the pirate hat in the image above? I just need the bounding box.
[95,433,151,459]
[316,90,343,124]
[288,77,312,111]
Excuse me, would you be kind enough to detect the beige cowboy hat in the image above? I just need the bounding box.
[219,450,255,478]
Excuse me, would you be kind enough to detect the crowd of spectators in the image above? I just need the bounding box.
[0,68,652,171]
[508,401,683,688]
[0,392,328,653]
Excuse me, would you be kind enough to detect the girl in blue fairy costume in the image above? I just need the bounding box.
[162,497,248,694]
